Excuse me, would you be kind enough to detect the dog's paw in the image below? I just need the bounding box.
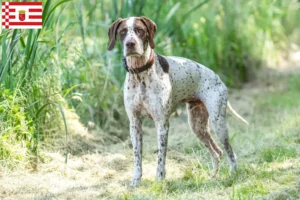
[130,179,141,187]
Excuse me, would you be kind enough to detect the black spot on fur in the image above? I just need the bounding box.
[157,54,169,73]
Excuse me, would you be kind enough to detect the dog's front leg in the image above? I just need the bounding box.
[129,117,142,187]
[155,120,169,180]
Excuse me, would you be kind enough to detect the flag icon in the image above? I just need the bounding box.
[2,2,43,29]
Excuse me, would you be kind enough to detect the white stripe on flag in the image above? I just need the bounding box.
[7,25,42,29]
[8,5,43,9]
[9,19,42,23]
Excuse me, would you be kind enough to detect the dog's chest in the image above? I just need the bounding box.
[124,69,172,118]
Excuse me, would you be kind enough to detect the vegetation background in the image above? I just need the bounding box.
[0,0,299,199]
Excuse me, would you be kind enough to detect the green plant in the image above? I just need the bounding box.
[0,85,34,167]
[0,0,72,168]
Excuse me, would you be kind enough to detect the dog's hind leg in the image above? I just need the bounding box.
[186,101,223,176]
[203,88,237,172]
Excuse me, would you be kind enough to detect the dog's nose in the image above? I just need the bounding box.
[126,41,136,48]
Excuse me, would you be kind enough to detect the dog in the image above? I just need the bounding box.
[107,16,248,187]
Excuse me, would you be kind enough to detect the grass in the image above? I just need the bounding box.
[261,146,297,163]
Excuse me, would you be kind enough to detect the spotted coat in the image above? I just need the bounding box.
[108,16,248,187]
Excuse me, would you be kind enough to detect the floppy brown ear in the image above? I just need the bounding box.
[108,18,124,51]
[140,16,157,49]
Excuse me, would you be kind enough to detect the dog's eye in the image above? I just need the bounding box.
[136,29,144,34]
[120,30,127,35]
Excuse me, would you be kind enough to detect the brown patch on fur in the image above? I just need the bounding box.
[108,18,126,50]
[117,21,128,44]
[184,97,203,104]
[157,54,169,73]
[187,100,223,175]
[133,19,148,43]
[139,16,157,49]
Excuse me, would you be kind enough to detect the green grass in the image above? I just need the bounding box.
[261,146,297,163]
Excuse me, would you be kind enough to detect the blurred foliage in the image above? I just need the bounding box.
[0,0,299,167]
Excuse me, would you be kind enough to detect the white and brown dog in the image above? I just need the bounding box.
[108,16,248,187]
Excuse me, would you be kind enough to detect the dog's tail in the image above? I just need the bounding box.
[226,102,249,125]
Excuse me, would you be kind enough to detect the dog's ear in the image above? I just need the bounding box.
[140,16,157,49]
[108,18,124,51]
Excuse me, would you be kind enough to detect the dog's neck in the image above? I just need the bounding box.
[125,46,153,69]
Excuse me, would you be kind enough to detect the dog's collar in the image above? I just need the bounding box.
[123,50,155,74]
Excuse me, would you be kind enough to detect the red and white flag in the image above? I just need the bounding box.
[1,2,43,29]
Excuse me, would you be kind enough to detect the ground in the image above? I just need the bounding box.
[0,58,300,200]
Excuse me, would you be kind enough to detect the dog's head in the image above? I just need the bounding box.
[107,16,157,57]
